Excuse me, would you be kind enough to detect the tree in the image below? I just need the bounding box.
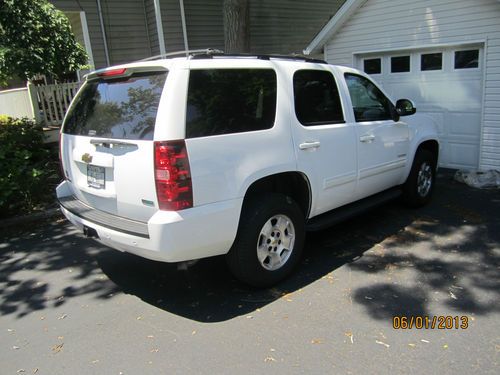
[223,0,249,53]
[0,0,88,86]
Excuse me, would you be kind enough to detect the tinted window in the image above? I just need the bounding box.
[186,69,276,138]
[421,53,442,71]
[345,73,394,122]
[63,72,167,140]
[293,70,344,126]
[364,58,381,74]
[391,56,410,73]
[455,50,479,69]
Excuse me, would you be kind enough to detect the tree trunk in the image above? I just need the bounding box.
[223,0,249,53]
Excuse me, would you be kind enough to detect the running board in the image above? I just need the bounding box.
[306,188,402,231]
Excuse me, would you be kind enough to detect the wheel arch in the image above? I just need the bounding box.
[242,171,312,218]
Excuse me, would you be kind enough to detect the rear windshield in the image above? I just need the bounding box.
[63,72,167,140]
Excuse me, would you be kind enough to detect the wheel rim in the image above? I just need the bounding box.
[417,162,433,197]
[256,214,295,271]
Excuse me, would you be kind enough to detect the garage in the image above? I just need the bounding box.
[304,0,500,171]
[356,44,484,169]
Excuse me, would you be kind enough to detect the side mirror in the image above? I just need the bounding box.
[395,99,417,116]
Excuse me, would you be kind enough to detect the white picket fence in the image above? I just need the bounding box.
[28,82,81,126]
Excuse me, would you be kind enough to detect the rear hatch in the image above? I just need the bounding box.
[60,67,168,222]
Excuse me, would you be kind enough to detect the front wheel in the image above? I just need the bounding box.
[402,149,436,207]
[226,193,305,287]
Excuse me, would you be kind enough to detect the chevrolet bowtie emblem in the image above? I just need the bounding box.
[81,153,93,163]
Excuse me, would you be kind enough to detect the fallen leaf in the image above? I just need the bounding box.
[345,331,354,344]
[270,348,276,352]
[311,339,323,344]
[264,356,276,362]
[7,329,14,333]
[147,335,154,339]
[246,315,253,319]
[52,343,64,353]
[17,370,25,373]
[136,316,143,320]
[375,340,390,348]
[150,348,159,353]
[443,344,448,349]
[192,330,196,335]
[57,336,64,340]
[91,360,99,364]
[408,343,416,348]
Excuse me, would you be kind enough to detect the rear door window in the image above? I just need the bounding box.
[186,69,277,138]
[63,72,167,140]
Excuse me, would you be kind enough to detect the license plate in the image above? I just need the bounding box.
[87,165,105,189]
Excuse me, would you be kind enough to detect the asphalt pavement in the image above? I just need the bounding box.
[1,170,499,374]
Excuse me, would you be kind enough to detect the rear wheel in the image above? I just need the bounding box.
[226,193,305,287]
[402,149,436,207]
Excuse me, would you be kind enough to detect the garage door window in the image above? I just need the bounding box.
[363,58,381,75]
[421,53,442,71]
[391,56,410,73]
[455,50,479,69]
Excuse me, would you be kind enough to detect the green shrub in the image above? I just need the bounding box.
[0,116,60,218]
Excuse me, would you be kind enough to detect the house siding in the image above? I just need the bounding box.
[324,0,500,170]
[144,0,160,56]
[99,0,151,63]
[250,0,344,54]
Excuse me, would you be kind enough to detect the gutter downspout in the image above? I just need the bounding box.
[153,0,166,55]
[96,0,110,66]
[179,0,189,55]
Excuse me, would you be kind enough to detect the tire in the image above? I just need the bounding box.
[226,193,305,288]
[402,149,437,207]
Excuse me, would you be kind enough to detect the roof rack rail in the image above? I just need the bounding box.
[190,52,326,64]
[137,48,224,62]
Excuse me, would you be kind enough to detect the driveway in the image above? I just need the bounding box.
[1,170,499,374]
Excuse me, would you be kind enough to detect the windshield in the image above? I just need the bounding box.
[63,72,167,140]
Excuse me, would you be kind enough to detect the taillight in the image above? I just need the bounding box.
[154,140,193,211]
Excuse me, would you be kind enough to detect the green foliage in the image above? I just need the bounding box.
[0,116,60,218]
[0,0,88,86]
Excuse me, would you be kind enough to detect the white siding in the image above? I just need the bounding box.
[324,0,500,170]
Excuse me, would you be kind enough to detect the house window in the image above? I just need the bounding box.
[391,56,410,73]
[293,70,344,126]
[363,58,381,75]
[421,53,442,71]
[455,50,479,69]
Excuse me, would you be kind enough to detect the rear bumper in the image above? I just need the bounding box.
[56,181,242,262]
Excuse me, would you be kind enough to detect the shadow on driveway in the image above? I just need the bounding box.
[1,170,499,322]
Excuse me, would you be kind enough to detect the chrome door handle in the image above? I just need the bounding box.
[359,134,375,143]
[299,141,321,150]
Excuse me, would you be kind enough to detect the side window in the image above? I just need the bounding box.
[293,70,344,126]
[344,73,394,122]
[186,69,277,138]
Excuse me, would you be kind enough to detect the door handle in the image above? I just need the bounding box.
[359,134,375,143]
[299,141,321,150]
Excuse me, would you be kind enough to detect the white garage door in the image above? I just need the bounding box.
[357,45,483,169]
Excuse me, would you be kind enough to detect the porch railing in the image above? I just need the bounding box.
[28,82,81,127]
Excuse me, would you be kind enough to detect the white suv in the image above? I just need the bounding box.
[57,51,439,287]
